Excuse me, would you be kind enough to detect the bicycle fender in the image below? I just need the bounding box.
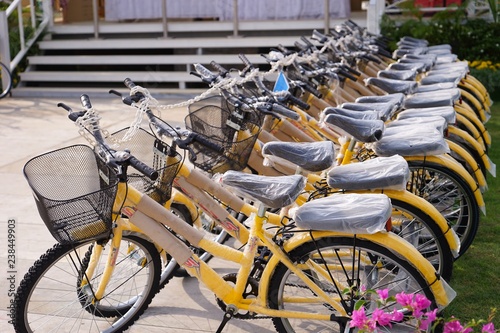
[446,140,488,192]
[448,126,494,177]
[260,231,455,308]
[405,155,486,215]
[354,189,461,258]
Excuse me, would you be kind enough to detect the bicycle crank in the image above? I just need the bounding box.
[215,273,259,319]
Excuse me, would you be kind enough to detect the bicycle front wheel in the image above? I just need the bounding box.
[13,235,161,333]
[268,236,437,333]
[0,62,12,99]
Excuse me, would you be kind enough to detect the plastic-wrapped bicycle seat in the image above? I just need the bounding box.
[262,141,335,172]
[420,73,464,85]
[433,61,468,72]
[327,155,409,191]
[378,69,418,81]
[364,77,418,94]
[341,102,397,121]
[403,88,460,109]
[322,113,385,143]
[321,107,379,121]
[216,170,306,209]
[386,116,448,135]
[399,55,436,71]
[371,125,450,157]
[355,93,405,107]
[290,193,392,234]
[388,62,427,73]
[396,106,456,125]
[415,82,456,93]
[435,53,458,64]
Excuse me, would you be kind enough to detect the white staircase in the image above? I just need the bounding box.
[14,14,366,97]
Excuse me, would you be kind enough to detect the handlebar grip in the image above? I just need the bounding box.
[192,133,224,154]
[194,63,217,81]
[301,82,323,99]
[311,29,328,43]
[287,94,310,111]
[124,78,137,89]
[300,36,315,48]
[129,155,159,181]
[363,54,381,64]
[271,103,300,121]
[210,60,229,77]
[338,68,358,82]
[238,53,253,68]
[80,94,92,110]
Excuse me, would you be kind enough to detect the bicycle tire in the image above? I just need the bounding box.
[407,161,480,257]
[0,62,12,99]
[390,198,454,281]
[268,236,437,333]
[13,235,161,333]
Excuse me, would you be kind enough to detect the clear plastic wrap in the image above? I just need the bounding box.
[215,170,306,209]
[371,126,450,157]
[327,155,409,191]
[364,77,418,94]
[322,114,385,143]
[262,141,335,172]
[290,193,392,234]
[387,116,448,134]
[396,107,456,125]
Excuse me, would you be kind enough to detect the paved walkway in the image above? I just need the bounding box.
[0,96,276,332]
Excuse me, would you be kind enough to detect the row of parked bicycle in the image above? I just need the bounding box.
[13,19,494,333]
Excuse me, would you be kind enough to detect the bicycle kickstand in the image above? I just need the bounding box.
[216,305,237,333]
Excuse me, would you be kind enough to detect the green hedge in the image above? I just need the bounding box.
[380,2,500,95]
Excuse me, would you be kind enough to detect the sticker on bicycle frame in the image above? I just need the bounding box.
[219,218,240,238]
[121,206,136,218]
[273,71,290,92]
[184,257,201,276]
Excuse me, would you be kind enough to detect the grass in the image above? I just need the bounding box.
[442,99,500,328]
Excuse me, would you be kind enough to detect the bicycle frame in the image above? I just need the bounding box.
[81,177,455,320]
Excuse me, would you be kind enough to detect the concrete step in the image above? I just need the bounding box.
[27,54,268,66]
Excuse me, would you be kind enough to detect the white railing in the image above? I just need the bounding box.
[0,0,51,89]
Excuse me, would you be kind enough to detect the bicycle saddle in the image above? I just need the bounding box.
[291,193,392,234]
[388,62,427,73]
[217,171,306,209]
[415,82,456,93]
[396,106,456,125]
[364,77,418,94]
[420,72,464,85]
[322,114,385,143]
[327,155,409,191]
[386,115,448,135]
[378,69,418,81]
[403,88,461,109]
[322,107,379,121]
[341,102,397,121]
[355,93,405,106]
[371,125,449,157]
[262,141,335,172]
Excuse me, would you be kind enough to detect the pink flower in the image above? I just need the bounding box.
[350,307,369,329]
[391,309,404,322]
[482,322,496,333]
[372,308,393,327]
[419,309,438,330]
[376,289,389,301]
[395,292,414,307]
[413,294,432,312]
[444,320,466,333]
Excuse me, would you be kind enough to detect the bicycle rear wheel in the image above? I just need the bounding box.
[13,235,160,333]
[407,161,480,257]
[0,62,12,99]
[268,236,437,333]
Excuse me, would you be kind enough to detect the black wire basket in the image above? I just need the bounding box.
[23,145,119,245]
[185,95,261,174]
[110,127,182,205]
